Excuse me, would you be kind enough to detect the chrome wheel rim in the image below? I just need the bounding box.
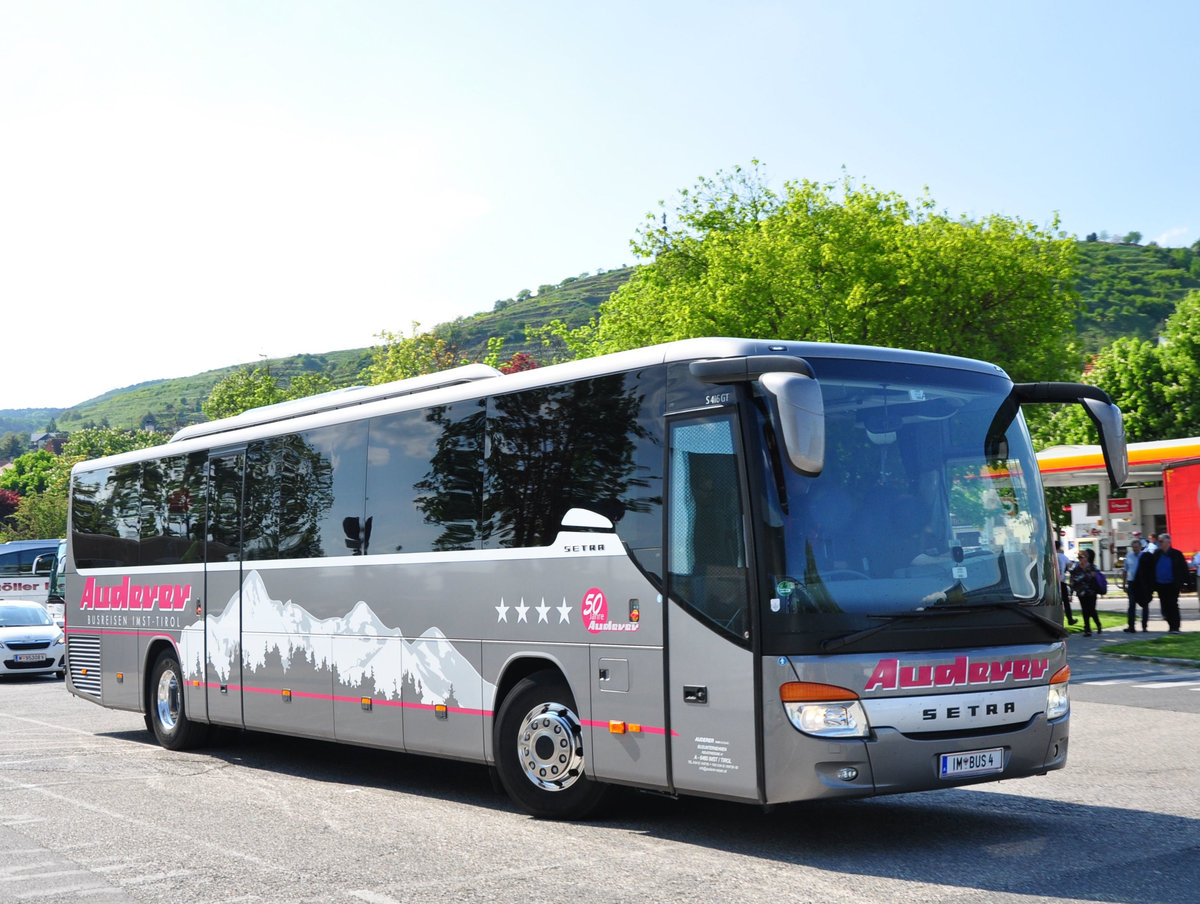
[156,668,181,733]
[517,701,585,791]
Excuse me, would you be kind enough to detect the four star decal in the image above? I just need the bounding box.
[496,596,572,624]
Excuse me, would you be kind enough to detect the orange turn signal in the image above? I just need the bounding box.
[780,681,859,703]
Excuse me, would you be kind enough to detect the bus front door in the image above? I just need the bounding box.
[204,450,245,728]
[666,414,760,802]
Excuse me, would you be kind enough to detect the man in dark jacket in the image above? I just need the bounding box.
[1134,532,1188,632]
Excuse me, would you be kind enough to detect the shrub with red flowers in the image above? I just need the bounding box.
[0,487,19,528]
[498,352,540,374]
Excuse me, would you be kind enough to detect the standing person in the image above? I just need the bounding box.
[1143,532,1158,554]
[1123,539,1149,632]
[1070,548,1103,636]
[1135,532,1188,633]
[1056,541,1077,625]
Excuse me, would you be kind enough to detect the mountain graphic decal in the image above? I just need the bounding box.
[179,570,494,709]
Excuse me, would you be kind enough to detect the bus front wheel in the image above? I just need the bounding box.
[494,672,608,819]
[148,652,208,751]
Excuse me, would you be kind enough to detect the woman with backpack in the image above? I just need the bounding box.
[1070,548,1104,636]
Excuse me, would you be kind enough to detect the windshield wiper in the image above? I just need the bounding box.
[924,601,1068,639]
[820,601,1066,653]
[820,611,960,652]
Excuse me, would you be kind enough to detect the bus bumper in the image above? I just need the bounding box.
[865,713,1069,795]
[764,713,1068,804]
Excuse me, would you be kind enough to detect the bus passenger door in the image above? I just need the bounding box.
[666,414,760,801]
[204,450,244,728]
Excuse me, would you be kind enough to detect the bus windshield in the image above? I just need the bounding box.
[757,358,1053,642]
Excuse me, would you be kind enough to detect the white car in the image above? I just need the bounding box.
[0,601,66,679]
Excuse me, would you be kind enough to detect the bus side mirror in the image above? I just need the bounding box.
[760,371,825,477]
[1011,382,1128,487]
[1080,397,1128,487]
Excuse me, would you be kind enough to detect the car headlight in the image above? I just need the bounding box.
[54,633,66,646]
[1046,665,1070,720]
[781,681,870,738]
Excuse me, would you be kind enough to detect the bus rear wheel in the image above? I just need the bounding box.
[494,672,608,819]
[148,651,208,750]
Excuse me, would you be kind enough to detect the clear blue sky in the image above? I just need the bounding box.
[2,1,1197,409]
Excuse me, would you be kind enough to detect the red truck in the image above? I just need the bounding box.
[1163,458,1200,591]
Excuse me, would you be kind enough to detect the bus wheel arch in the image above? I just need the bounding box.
[146,646,208,751]
[142,639,176,731]
[492,665,609,819]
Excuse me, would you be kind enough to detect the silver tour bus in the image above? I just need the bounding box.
[62,338,1127,818]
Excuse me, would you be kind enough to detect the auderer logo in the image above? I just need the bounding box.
[80,576,190,611]
[864,654,1050,692]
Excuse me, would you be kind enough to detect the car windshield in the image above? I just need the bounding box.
[0,604,54,627]
[756,357,1053,625]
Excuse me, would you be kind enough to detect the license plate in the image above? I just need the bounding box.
[14,653,45,663]
[939,747,1004,778]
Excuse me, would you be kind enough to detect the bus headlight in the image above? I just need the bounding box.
[1046,665,1070,721]
[780,681,870,738]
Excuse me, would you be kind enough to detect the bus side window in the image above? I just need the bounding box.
[483,370,665,556]
[366,402,484,555]
[72,465,141,569]
[140,454,209,566]
[273,423,368,559]
[668,415,750,639]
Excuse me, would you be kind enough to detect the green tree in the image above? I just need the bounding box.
[1156,289,1200,433]
[202,368,334,420]
[1035,289,1200,447]
[63,426,169,461]
[203,367,288,420]
[0,450,58,496]
[288,371,335,400]
[0,427,169,541]
[563,165,1081,383]
[1034,336,1168,448]
[362,323,465,385]
[2,472,69,540]
[0,431,26,462]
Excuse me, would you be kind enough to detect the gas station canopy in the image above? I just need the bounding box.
[1037,437,1200,488]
